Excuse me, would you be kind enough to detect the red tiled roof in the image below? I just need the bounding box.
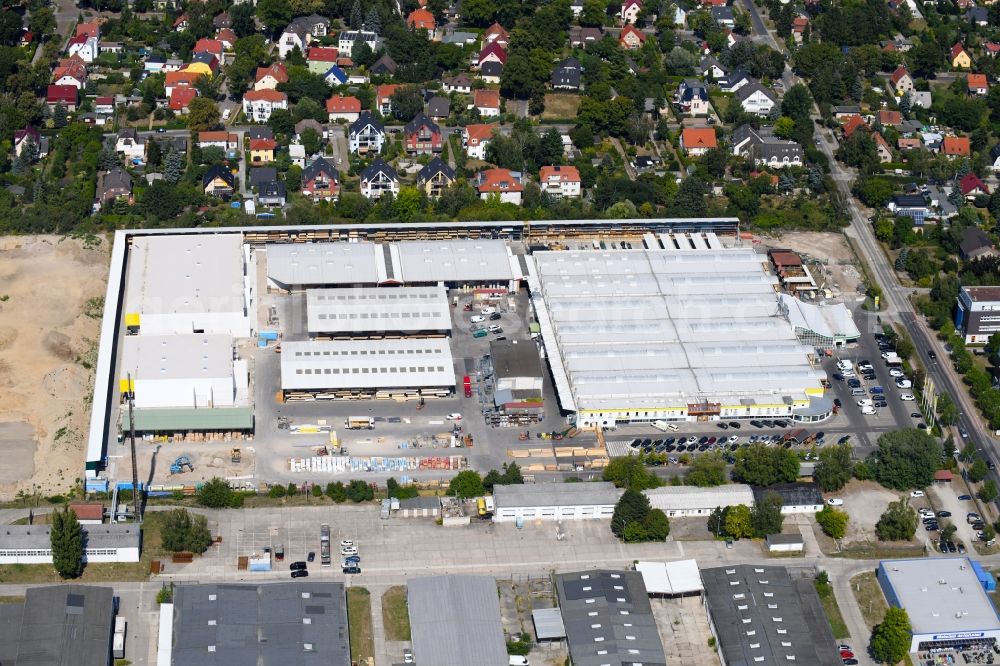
[484,22,508,41]
[194,38,223,55]
[465,123,496,145]
[943,136,970,156]
[681,127,718,150]
[539,165,580,182]
[249,138,277,151]
[308,46,339,62]
[619,25,647,45]
[479,42,507,64]
[968,73,988,90]
[407,8,435,29]
[473,89,500,109]
[377,84,400,102]
[46,85,77,103]
[477,168,523,193]
[890,66,909,85]
[951,43,968,60]
[75,21,100,38]
[933,469,953,481]
[169,87,197,110]
[165,70,202,88]
[69,502,104,521]
[255,63,288,83]
[842,115,866,137]
[326,95,361,113]
[877,110,902,126]
[960,173,989,195]
[244,88,287,103]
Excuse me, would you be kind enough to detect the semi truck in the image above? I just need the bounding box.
[320,523,331,566]
[346,416,375,430]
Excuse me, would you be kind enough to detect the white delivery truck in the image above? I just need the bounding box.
[346,416,375,430]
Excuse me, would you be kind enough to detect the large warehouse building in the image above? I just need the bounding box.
[280,338,456,400]
[492,482,621,522]
[0,523,140,564]
[644,484,754,517]
[407,575,508,666]
[306,286,451,337]
[528,244,826,427]
[877,558,1000,652]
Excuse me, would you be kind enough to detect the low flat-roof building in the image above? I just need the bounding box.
[644,484,754,517]
[306,286,451,336]
[489,339,544,415]
[635,559,704,596]
[0,585,116,666]
[125,234,253,337]
[555,570,667,666]
[702,565,841,666]
[878,558,1000,652]
[280,338,455,400]
[492,482,621,523]
[766,532,805,552]
[532,607,566,641]
[0,522,140,564]
[754,482,824,514]
[167,582,350,666]
[407,575,508,666]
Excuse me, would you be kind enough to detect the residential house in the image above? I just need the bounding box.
[95,97,114,115]
[279,14,330,59]
[254,63,288,90]
[621,0,642,24]
[172,14,188,31]
[407,8,436,36]
[966,7,989,26]
[478,42,507,69]
[249,167,277,191]
[990,145,1000,171]
[243,89,288,123]
[67,32,98,63]
[731,125,803,167]
[875,109,902,129]
[216,28,237,51]
[337,30,378,54]
[679,127,718,156]
[202,164,236,199]
[197,131,240,153]
[94,168,132,211]
[675,79,710,115]
[479,61,504,84]
[443,74,473,94]
[735,81,777,116]
[404,113,442,154]
[46,85,78,111]
[258,180,286,207]
[193,38,224,61]
[483,22,509,47]
[440,30,478,45]
[959,173,990,199]
[898,136,922,151]
[832,105,860,119]
[551,57,582,90]
[301,156,339,200]
[716,68,750,93]
[294,119,324,141]
[711,6,735,27]
[791,15,809,43]
[348,112,385,154]
[212,11,231,29]
[960,227,997,260]
[245,127,274,141]
[359,158,399,199]
[418,157,456,198]
[985,43,1000,58]
[249,138,276,163]
[326,95,361,122]
[426,96,450,121]
[951,43,972,69]
[144,55,166,72]
[464,123,495,160]
[888,193,930,224]
[189,53,219,76]
[943,135,971,158]
[475,168,523,204]
[538,165,582,198]
[874,132,893,163]
[165,70,201,97]
[889,66,913,95]
[968,73,988,96]
[569,26,603,48]
[115,128,146,162]
[700,56,726,79]
[619,25,646,49]
[571,0,584,16]
[471,89,501,117]
[370,54,396,76]
[288,143,306,167]
[911,90,932,109]
[307,47,339,75]
[323,65,348,86]
[168,87,197,113]
[163,58,184,72]
[13,126,46,159]
[376,84,400,115]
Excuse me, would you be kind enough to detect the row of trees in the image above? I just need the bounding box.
[706,491,784,539]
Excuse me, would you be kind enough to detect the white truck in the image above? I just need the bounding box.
[346,416,375,430]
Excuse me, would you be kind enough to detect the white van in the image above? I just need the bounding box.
[509,657,529,666]
[836,359,853,372]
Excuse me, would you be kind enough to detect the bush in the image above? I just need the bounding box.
[507,634,533,656]
[875,499,917,541]
[268,484,286,498]
[160,509,213,554]
[156,584,173,604]
[326,481,347,503]
[197,477,235,508]
[346,479,374,502]
[312,484,323,497]
[816,505,849,539]
[447,470,485,498]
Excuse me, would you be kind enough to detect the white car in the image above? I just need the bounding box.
[861,406,876,415]
[341,545,358,556]
[826,498,844,506]
[857,399,872,407]
[836,360,852,371]
[480,306,497,315]
[918,508,934,517]
[910,490,925,498]
[900,393,915,401]
[728,435,739,443]
[896,380,912,389]
[842,370,856,378]
[488,324,502,333]
[470,315,486,323]
[889,369,904,377]
[340,539,354,549]
[858,363,873,371]
[446,413,462,421]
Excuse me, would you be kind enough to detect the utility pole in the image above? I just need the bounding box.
[127,374,142,524]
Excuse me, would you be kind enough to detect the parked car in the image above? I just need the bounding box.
[937,511,952,518]
[291,569,309,578]
[289,561,307,571]
[342,565,361,574]
[958,495,973,501]
[470,315,486,323]
[307,552,315,562]
[826,498,844,506]
[910,490,925,497]
[900,393,915,401]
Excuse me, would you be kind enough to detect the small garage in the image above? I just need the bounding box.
[766,533,805,553]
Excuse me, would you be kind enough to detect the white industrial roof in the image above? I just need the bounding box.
[121,334,233,381]
[125,234,246,316]
[635,559,704,595]
[280,338,455,390]
[306,286,451,334]
[779,293,861,341]
[267,242,386,287]
[879,558,1000,635]
[644,484,755,512]
[394,239,515,283]
[529,247,822,412]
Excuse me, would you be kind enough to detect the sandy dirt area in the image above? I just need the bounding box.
[0,235,110,498]
[753,231,864,301]
[836,479,903,542]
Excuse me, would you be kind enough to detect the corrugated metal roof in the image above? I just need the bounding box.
[644,485,754,512]
[280,339,455,391]
[494,482,621,509]
[122,407,253,431]
[306,286,451,334]
[408,575,508,666]
[532,608,566,640]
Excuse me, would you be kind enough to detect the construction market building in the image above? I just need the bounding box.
[306,286,451,338]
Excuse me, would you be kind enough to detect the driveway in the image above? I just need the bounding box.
[929,481,980,552]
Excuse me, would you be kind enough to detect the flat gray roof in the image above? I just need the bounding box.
[490,339,543,379]
[644,484,754,512]
[407,575,508,666]
[494,482,621,508]
[528,246,822,412]
[766,533,805,545]
[125,234,246,316]
[395,239,515,283]
[121,334,233,381]
[879,558,1000,635]
[280,339,455,391]
[171,582,350,666]
[555,570,667,666]
[306,286,450,334]
[268,242,386,288]
[0,584,115,666]
[702,565,841,666]
[0,523,140,550]
[532,607,566,640]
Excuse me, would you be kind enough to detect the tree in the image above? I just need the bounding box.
[363,7,381,33]
[256,0,292,36]
[346,479,374,502]
[197,477,235,507]
[325,481,347,502]
[611,488,651,539]
[751,490,784,537]
[868,429,942,490]
[871,607,912,665]
[160,508,213,554]
[936,392,959,426]
[448,470,485,498]
[816,505,849,539]
[781,83,813,118]
[230,4,256,37]
[603,454,663,490]
[731,444,799,486]
[389,85,424,121]
[164,149,185,183]
[686,450,727,486]
[723,504,754,539]
[875,498,917,541]
[53,103,67,129]
[814,444,854,492]
[51,505,84,578]
[267,108,294,137]
[970,457,989,483]
[141,180,183,220]
[642,509,671,540]
[980,480,998,503]
[187,97,221,132]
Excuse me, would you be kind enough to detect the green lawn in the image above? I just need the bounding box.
[381,585,411,641]
[347,587,374,664]
[814,578,850,639]
[851,571,889,630]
